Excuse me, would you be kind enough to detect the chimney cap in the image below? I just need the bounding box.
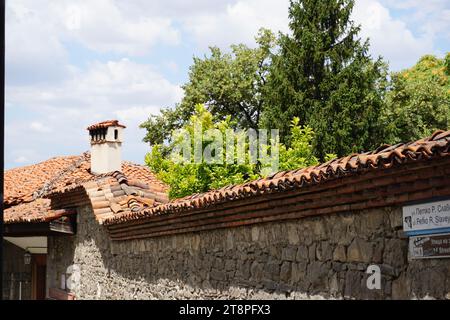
[87,120,126,131]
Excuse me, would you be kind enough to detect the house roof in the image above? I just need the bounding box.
[47,170,169,224]
[103,129,450,226]
[4,152,168,224]
[4,199,75,224]
[87,120,126,130]
[4,155,82,207]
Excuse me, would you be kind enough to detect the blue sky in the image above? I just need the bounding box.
[5,0,450,169]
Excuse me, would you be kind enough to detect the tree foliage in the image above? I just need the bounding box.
[146,106,321,199]
[141,0,449,199]
[382,54,450,143]
[141,29,276,146]
[262,0,388,159]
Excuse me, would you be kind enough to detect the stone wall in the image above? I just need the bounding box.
[2,240,32,300]
[47,204,450,300]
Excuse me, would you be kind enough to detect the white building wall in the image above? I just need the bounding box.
[90,126,123,174]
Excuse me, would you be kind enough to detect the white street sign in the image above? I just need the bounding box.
[403,199,450,233]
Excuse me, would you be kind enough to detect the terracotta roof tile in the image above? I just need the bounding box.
[103,129,450,225]
[4,152,168,224]
[4,199,76,224]
[86,120,126,130]
[4,155,82,207]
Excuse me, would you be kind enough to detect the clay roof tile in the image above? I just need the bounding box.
[103,130,450,226]
[86,120,126,131]
[4,152,168,224]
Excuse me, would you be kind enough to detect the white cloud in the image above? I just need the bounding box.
[6,58,183,167]
[4,127,44,167]
[181,0,290,49]
[178,0,437,70]
[15,156,29,164]
[6,0,71,85]
[114,106,162,123]
[6,2,185,168]
[380,0,450,40]
[165,61,179,73]
[30,121,52,133]
[57,0,180,55]
[8,58,183,111]
[353,0,435,70]
[113,105,166,160]
[6,0,181,73]
[115,0,229,17]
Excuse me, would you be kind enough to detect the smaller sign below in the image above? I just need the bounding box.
[402,198,450,235]
[409,233,450,259]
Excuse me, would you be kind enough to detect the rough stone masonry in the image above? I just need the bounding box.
[46,204,450,300]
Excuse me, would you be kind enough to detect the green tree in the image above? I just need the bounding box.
[146,105,320,199]
[383,54,450,143]
[141,29,276,146]
[278,117,319,170]
[262,0,388,159]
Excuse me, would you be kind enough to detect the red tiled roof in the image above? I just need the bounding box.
[86,120,126,131]
[47,170,169,224]
[4,153,168,224]
[4,155,82,207]
[103,130,450,226]
[4,199,75,224]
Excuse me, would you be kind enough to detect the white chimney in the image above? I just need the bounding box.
[87,120,126,174]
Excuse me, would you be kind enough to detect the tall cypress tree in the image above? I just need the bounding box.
[262,0,388,159]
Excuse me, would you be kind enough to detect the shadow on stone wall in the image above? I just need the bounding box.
[2,240,32,300]
[48,205,450,300]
